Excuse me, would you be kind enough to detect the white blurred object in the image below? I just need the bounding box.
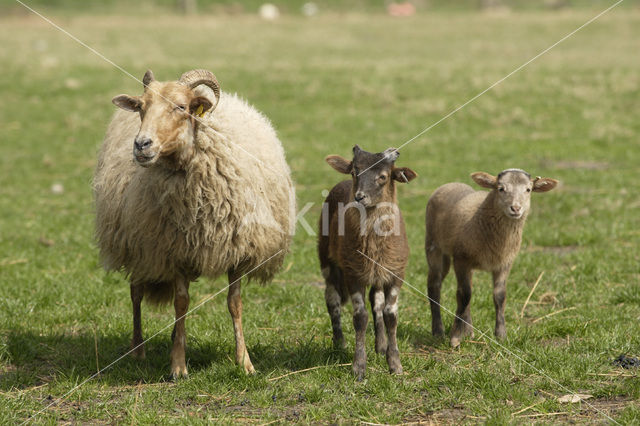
[301,2,318,17]
[259,3,280,20]
[51,183,64,195]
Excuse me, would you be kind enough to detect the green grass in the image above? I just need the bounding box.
[1,8,639,424]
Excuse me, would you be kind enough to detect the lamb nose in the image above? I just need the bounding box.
[510,205,521,213]
[134,137,152,151]
[355,193,365,202]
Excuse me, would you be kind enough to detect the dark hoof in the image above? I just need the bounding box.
[375,344,388,355]
[352,364,366,382]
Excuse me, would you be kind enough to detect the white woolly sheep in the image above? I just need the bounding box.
[94,69,295,378]
[425,169,557,348]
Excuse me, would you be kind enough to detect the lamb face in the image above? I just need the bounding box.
[325,145,416,208]
[471,169,557,220]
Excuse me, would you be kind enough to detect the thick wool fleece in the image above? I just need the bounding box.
[94,92,295,300]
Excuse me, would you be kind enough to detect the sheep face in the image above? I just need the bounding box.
[471,169,558,220]
[112,70,213,168]
[325,145,416,208]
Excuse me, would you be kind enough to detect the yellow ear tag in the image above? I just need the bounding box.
[196,105,204,118]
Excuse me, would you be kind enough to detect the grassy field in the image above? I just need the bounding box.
[0,6,639,424]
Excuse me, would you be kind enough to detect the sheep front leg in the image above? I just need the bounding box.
[450,259,474,348]
[349,283,368,381]
[383,283,403,375]
[426,249,450,337]
[369,285,387,354]
[170,278,190,379]
[227,271,255,374]
[492,268,510,340]
[130,282,145,359]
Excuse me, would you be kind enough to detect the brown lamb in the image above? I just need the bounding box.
[318,145,417,380]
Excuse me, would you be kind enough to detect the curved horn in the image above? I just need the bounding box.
[142,69,155,89]
[179,69,221,110]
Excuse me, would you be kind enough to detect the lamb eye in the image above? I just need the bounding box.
[379,174,387,181]
[498,187,505,192]
[526,188,531,193]
[174,105,186,112]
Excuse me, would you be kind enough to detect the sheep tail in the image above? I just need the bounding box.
[143,281,174,305]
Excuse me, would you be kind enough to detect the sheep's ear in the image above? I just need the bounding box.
[532,177,558,193]
[112,95,142,112]
[392,167,417,183]
[142,70,155,88]
[326,155,352,174]
[471,172,497,189]
[189,96,213,117]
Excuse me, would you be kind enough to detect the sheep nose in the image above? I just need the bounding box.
[354,192,366,202]
[510,205,521,214]
[134,137,153,151]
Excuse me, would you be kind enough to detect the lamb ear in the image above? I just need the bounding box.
[471,172,497,189]
[325,155,352,174]
[392,167,417,183]
[532,177,558,192]
[112,95,142,112]
[142,70,155,89]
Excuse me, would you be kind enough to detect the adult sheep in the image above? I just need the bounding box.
[94,69,295,378]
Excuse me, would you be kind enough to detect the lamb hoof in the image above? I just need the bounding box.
[352,364,366,382]
[450,336,461,348]
[390,365,403,375]
[170,365,189,380]
[243,361,256,375]
[130,342,145,359]
[388,360,403,375]
[495,327,506,340]
[333,338,346,350]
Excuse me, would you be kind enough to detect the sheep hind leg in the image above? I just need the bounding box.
[170,278,190,379]
[450,260,474,348]
[227,270,255,374]
[324,265,346,349]
[426,249,448,337]
[130,282,145,359]
[383,283,403,375]
[369,285,387,354]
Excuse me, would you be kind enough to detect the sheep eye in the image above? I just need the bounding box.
[379,174,387,181]
[498,186,505,192]
[526,188,531,193]
[174,105,186,112]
